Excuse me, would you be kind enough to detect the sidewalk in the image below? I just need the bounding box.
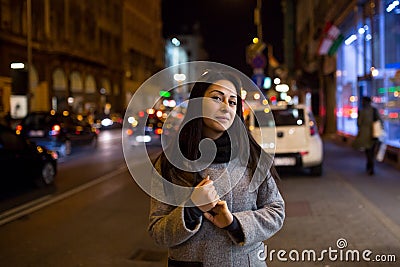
[266,139,400,267]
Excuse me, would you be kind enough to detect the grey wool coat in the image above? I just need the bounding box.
[148,157,285,267]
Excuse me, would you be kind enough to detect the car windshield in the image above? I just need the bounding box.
[254,108,305,127]
[23,113,57,127]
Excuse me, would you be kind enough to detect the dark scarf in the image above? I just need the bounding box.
[211,131,234,163]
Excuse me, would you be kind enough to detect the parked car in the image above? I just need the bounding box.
[16,111,98,157]
[0,124,57,187]
[248,104,323,176]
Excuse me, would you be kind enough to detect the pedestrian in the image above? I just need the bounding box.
[148,70,285,267]
[352,96,382,175]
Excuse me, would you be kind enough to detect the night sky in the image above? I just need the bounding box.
[162,0,284,77]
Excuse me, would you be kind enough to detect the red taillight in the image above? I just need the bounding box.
[15,124,23,135]
[155,128,163,135]
[50,124,61,136]
[126,129,133,136]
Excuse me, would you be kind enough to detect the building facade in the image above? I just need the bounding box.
[0,0,163,120]
[293,0,400,167]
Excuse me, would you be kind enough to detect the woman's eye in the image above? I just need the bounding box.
[229,100,237,106]
[211,96,222,102]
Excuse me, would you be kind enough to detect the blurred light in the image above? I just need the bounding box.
[156,111,163,118]
[394,91,399,97]
[276,84,289,93]
[263,77,271,89]
[147,108,155,115]
[50,151,58,160]
[264,108,270,113]
[10,62,25,69]
[136,135,151,143]
[155,128,163,135]
[262,99,268,105]
[358,27,365,34]
[160,90,171,97]
[101,118,113,127]
[62,110,69,116]
[77,114,83,121]
[50,109,56,115]
[253,93,261,100]
[386,1,399,12]
[174,73,186,82]
[253,37,259,44]
[171,37,180,46]
[126,129,133,136]
[100,88,106,94]
[350,96,357,102]
[273,78,281,85]
[241,90,247,100]
[285,95,292,102]
[37,146,43,153]
[138,111,145,117]
[345,34,357,45]
[371,67,379,77]
[67,97,74,104]
[366,34,372,41]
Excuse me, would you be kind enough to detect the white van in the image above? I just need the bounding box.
[248,104,323,176]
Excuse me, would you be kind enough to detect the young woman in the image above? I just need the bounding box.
[148,70,285,267]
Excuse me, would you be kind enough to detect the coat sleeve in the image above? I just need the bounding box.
[148,197,203,247]
[147,158,202,247]
[231,175,285,245]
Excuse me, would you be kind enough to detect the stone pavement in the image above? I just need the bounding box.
[265,139,400,267]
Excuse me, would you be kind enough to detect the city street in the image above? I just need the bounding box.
[0,129,398,266]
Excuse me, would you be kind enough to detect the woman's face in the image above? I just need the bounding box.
[202,79,238,139]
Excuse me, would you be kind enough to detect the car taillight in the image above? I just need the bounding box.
[155,128,163,135]
[50,124,61,136]
[15,125,23,135]
[126,129,133,136]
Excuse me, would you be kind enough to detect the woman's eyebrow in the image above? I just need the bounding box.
[209,89,237,98]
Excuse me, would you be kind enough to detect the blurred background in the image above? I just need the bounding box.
[0,0,399,164]
[0,1,399,266]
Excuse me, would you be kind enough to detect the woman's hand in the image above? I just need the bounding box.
[191,176,219,212]
[204,200,233,228]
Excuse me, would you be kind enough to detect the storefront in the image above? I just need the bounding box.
[336,0,400,152]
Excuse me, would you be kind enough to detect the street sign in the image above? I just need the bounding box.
[251,54,267,69]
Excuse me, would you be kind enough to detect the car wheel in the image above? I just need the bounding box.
[35,162,56,187]
[310,164,323,176]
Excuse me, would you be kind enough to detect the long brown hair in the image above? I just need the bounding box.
[155,70,279,185]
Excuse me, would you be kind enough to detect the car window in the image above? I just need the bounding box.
[272,108,305,126]
[254,108,305,127]
[23,113,58,127]
[0,129,26,150]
